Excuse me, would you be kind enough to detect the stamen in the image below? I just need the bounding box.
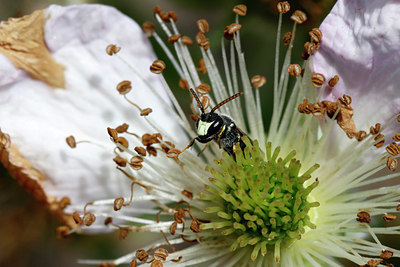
[277,2,290,14]
[105,44,121,56]
[150,60,166,74]
[287,64,302,77]
[251,75,266,88]
[197,19,209,34]
[290,10,307,24]
[328,75,339,87]
[311,72,325,88]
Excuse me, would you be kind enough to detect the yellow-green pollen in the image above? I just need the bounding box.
[199,137,320,261]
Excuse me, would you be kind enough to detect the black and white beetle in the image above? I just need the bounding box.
[181,88,249,157]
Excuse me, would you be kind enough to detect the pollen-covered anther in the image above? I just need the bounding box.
[251,75,266,88]
[167,148,181,158]
[233,4,247,16]
[277,1,290,14]
[181,36,194,46]
[113,155,127,167]
[59,197,71,209]
[136,249,149,263]
[311,73,325,87]
[114,197,125,211]
[370,123,381,135]
[304,41,316,55]
[182,190,193,200]
[163,11,178,22]
[392,133,400,142]
[66,135,76,148]
[374,134,385,148]
[117,80,132,95]
[134,146,147,156]
[140,108,153,116]
[130,156,144,170]
[200,95,210,110]
[385,142,400,156]
[150,260,163,267]
[195,83,211,95]
[290,10,307,24]
[153,248,168,261]
[328,75,339,87]
[190,219,201,233]
[338,94,352,107]
[150,60,166,74]
[178,78,189,90]
[195,32,210,50]
[356,211,371,223]
[365,259,382,267]
[356,130,367,141]
[226,23,242,35]
[287,64,302,77]
[282,32,292,46]
[107,127,118,142]
[309,28,323,43]
[82,212,96,226]
[168,34,181,44]
[56,225,71,239]
[142,22,155,37]
[197,19,209,34]
[380,250,394,260]
[117,136,129,149]
[197,58,207,74]
[72,211,82,225]
[383,214,397,222]
[106,44,121,56]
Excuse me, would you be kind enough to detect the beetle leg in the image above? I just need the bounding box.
[180,137,199,153]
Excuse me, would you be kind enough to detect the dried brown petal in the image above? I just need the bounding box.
[140,108,153,116]
[150,60,166,74]
[181,36,194,46]
[154,248,168,261]
[195,83,211,95]
[311,73,325,87]
[134,146,147,156]
[251,75,266,88]
[66,135,76,148]
[328,75,339,87]
[179,78,189,90]
[113,155,127,167]
[168,34,181,44]
[82,212,96,226]
[383,214,397,222]
[106,44,121,56]
[114,197,125,211]
[282,32,292,46]
[309,28,323,43]
[233,4,247,16]
[291,10,307,24]
[277,1,290,14]
[287,64,302,77]
[117,80,132,95]
[142,22,155,38]
[197,19,209,33]
[356,211,371,223]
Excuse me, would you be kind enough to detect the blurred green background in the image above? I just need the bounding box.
[0,0,343,266]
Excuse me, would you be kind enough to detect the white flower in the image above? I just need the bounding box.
[1,1,399,266]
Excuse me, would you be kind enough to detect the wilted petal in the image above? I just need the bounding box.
[312,0,400,130]
[0,4,185,221]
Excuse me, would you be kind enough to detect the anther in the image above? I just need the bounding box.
[328,75,339,87]
[181,36,194,46]
[56,225,71,239]
[82,212,96,226]
[197,58,207,74]
[116,123,129,133]
[251,75,266,88]
[140,108,153,116]
[153,5,163,18]
[73,211,82,225]
[287,64,302,77]
[195,83,211,95]
[136,249,149,262]
[386,142,400,156]
[114,197,125,211]
[179,78,189,90]
[106,44,121,56]
[226,23,242,35]
[113,155,127,167]
[153,248,168,261]
[130,156,144,166]
[142,22,155,37]
[277,2,290,14]
[233,4,247,16]
[304,41,316,55]
[165,11,178,22]
[59,197,71,209]
[150,260,163,267]
[282,32,292,46]
[107,127,118,142]
[290,10,307,24]
[195,32,209,49]
[167,148,181,158]
[150,60,166,74]
[383,214,397,222]
[392,133,400,142]
[356,131,367,141]
[200,95,210,110]
[117,136,129,149]
[370,123,381,135]
[309,28,323,43]
[197,19,209,34]
[119,227,131,240]
[117,80,132,95]
[374,134,385,148]
[190,219,201,233]
[147,146,157,156]
[311,73,325,87]
[66,135,76,148]
[168,34,181,44]
[338,94,352,106]
[104,217,113,225]
[134,146,147,156]
[169,221,177,235]
[161,141,175,153]
[181,190,193,200]
[129,260,137,267]
[356,211,371,223]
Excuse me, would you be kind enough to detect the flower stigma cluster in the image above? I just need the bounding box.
[1,1,399,267]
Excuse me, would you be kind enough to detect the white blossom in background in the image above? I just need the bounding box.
[0,1,399,266]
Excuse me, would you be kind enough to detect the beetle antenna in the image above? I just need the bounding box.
[211,92,244,113]
[189,88,205,114]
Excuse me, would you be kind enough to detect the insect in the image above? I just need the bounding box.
[181,88,249,157]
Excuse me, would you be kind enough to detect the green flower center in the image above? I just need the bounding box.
[199,137,320,261]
